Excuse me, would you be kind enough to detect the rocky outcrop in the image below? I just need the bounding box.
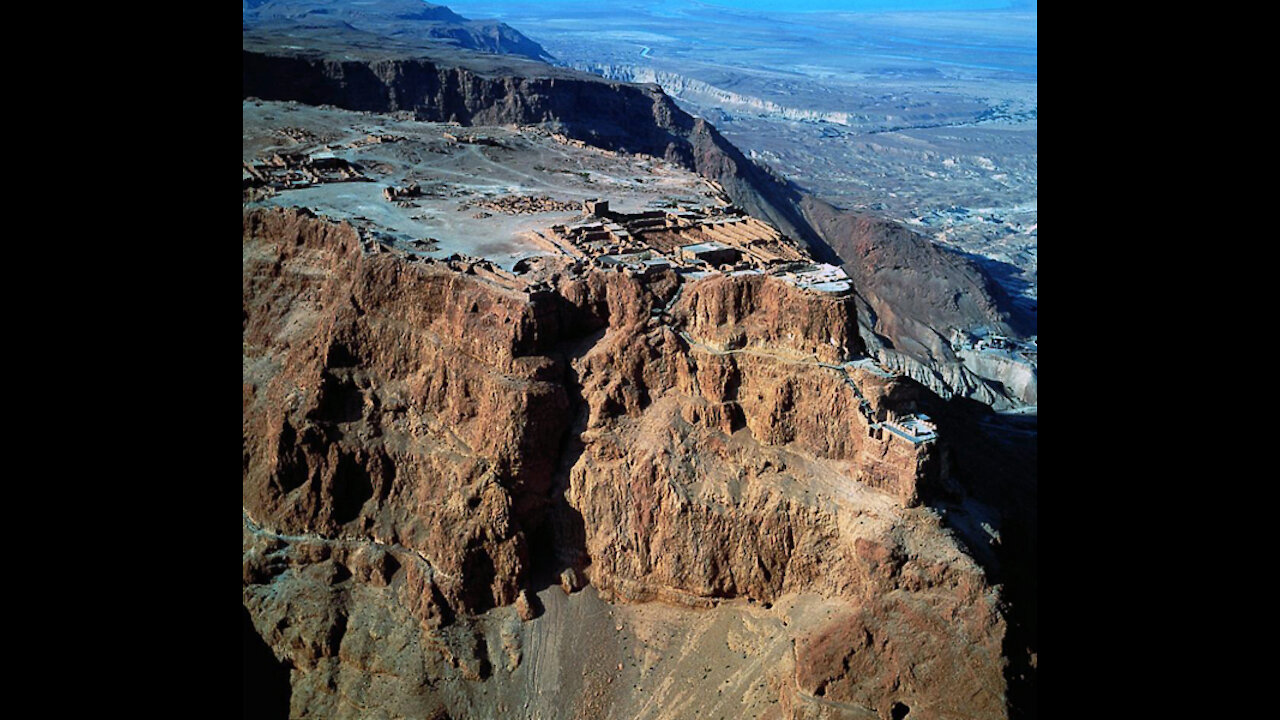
[677,274,863,363]
[243,208,1006,718]
[243,206,572,616]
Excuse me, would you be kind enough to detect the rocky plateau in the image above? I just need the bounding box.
[244,207,1008,718]
[243,10,1037,718]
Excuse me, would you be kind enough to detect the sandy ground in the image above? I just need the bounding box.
[463,582,857,720]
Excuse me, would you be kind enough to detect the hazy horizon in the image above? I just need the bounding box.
[443,0,1036,17]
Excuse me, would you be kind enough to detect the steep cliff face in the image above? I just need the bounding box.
[676,274,862,363]
[243,207,573,615]
[580,63,861,126]
[561,272,920,607]
[242,51,694,159]
[243,208,1006,718]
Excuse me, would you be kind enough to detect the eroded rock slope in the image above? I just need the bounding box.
[243,207,1007,719]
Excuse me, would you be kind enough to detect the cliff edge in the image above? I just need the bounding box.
[242,207,1008,718]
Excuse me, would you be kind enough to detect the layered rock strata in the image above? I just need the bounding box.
[243,207,1006,718]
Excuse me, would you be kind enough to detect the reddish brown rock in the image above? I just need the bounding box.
[559,567,583,595]
[794,590,1005,720]
[514,589,537,621]
[243,207,571,616]
[242,207,1007,719]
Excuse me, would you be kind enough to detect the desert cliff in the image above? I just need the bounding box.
[241,43,1032,408]
[243,207,1007,719]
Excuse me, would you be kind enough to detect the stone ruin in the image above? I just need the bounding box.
[243,151,368,191]
[540,200,836,290]
[384,183,423,202]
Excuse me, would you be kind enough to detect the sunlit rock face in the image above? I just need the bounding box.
[243,207,1007,719]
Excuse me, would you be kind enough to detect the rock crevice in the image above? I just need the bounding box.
[243,207,1006,718]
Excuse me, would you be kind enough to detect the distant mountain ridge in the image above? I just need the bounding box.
[242,0,555,62]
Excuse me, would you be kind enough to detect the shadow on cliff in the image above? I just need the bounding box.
[518,327,603,602]
[243,605,291,719]
[937,246,1037,338]
[526,426,591,596]
[873,372,1037,718]
[921,392,1038,720]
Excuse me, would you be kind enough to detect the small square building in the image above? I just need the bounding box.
[678,241,740,266]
